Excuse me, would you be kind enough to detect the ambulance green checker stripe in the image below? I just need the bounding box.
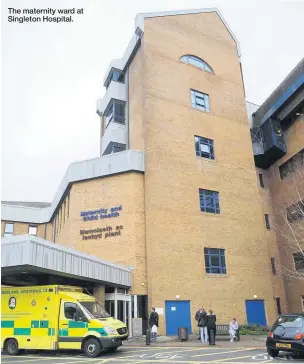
[1,320,55,336]
[2,320,107,337]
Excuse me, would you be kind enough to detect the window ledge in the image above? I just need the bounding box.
[206,274,229,278]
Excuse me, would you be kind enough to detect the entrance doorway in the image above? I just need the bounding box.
[245,300,267,326]
[105,287,132,335]
[165,300,192,336]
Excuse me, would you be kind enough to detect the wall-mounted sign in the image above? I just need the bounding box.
[80,225,123,240]
[155,308,164,315]
[80,205,123,222]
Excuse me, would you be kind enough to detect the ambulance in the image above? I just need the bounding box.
[1,285,128,357]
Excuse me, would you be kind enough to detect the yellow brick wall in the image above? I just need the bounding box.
[266,117,304,313]
[141,13,282,334]
[55,172,147,295]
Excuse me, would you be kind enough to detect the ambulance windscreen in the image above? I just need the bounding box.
[80,301,110,318]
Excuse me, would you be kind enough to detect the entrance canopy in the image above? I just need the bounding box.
[1,235,132,288]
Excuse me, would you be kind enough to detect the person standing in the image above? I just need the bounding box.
[198,308,208,344]
[229,318,239,342]
[206,309,216,345]
[149,307,159,342]
[195,307,203,339]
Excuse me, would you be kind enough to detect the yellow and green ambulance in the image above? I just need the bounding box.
[1,285,128,357]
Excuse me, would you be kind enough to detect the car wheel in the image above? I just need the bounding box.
[267,348,279,358]
[83,338,102,358]
[6,338,20,355]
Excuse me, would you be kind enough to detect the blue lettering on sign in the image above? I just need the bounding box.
[80,206,122,222]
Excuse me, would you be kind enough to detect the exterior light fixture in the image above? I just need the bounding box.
[176,294,180,300]
[253,295,258,299]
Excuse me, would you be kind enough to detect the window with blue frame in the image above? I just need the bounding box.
[204,248,226,274]
[199,189,220,214]
[195,136,214,160]
[191,89,210,112]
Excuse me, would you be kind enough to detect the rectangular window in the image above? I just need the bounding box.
[286,199,304,223]
[265,214,271,230]
[271,257,276,275]
[199,189,220,214]
[4,223,14,237]
[195,136,214,160]
[105,69,125,88]
[259,173,264,188]
[275,297,282,315]
[105,102,125,126]
[191,89,210,112]
[294,252,304,272]
[204,248,226,274]
[279,149,304,180]
[28,225,37,236]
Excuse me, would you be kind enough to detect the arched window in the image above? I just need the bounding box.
[180,55,214,73]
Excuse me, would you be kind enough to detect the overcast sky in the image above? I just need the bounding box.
[2,0,303,203]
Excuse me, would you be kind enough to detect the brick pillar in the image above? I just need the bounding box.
[93,284,105,307]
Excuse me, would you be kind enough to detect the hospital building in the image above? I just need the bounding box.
[2,9,304,336]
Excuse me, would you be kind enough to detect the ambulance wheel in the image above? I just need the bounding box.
[83,338,102,358]
[6,338,20,355]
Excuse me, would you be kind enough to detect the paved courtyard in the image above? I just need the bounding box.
[2,346,304,363]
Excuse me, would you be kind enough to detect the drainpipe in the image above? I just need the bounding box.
[44,223,47,239]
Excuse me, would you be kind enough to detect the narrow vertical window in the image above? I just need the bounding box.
[271,257,276,275]
[259,173,264,188]
[265,214,271,230]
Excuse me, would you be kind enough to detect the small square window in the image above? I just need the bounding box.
[4,223,14,237]
[29,225,37,236]
[265,214,271,230]
[199,189,220,214]
[195,136,214,160]
[204,248,226,274]
[191,90,210,112]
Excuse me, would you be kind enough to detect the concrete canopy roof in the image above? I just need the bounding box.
[1,235,132,288]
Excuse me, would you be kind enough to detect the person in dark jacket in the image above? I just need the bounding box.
[149,307,159,342]
[195,307,203,339]
[198,308,208,344]
[206,309,217,345]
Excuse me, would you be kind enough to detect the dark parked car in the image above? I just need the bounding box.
[266,314,304,358]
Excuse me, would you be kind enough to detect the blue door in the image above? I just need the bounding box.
[165,301,192,336]
[245,300,267,326]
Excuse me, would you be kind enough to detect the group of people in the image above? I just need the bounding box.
[148,306,239,344]
[195,307,239,344]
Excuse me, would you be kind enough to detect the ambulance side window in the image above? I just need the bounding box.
[64,302,77,320]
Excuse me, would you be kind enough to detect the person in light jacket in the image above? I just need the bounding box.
[229,318,239,342]
[198,308,208,344]
[206,309,216,345]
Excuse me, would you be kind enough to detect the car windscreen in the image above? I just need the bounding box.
[272,315,304,330]
[79,301,111,318]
